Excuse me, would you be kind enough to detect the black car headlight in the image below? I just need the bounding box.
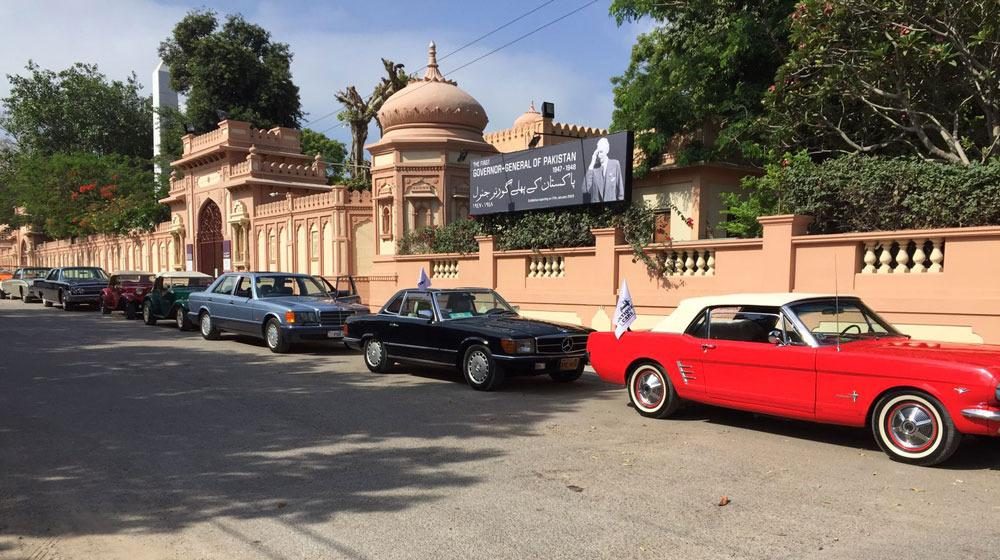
[500,338,535,354]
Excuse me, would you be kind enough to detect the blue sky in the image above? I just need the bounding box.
[0,0,651,146]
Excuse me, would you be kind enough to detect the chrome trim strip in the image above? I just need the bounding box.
[960,408,1000,421]
[393,356,455,366]
[383,342,458,353]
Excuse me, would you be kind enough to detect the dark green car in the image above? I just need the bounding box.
[142,271,215,330]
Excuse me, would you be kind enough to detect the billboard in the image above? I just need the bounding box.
[469,130,633,215]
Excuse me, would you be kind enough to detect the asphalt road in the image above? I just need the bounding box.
[1,298,998,560]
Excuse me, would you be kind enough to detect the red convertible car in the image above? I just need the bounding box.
[587,293,1000,466]
[99,271,154,319]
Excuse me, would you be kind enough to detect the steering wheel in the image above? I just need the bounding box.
[840,324,862,336]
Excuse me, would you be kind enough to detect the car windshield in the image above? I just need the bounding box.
[119,274,154,283]
[255,275,329,298]
[789,299,902,345]
[22,269,49,279]
[434,290,516,320]
[63,268,107,281]
[164,276,213,288]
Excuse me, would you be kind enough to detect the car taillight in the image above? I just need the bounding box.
[342,323,349,336]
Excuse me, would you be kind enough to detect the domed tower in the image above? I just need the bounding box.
[367,42,498,256]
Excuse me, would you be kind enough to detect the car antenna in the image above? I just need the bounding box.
[834,254,841,353]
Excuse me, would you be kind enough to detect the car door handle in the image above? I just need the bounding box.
[701,343,716,351]
[389,322,399,327]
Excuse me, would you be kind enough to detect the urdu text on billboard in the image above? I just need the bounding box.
[469,131,633,215]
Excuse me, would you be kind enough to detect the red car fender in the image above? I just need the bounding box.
[586,331,702,398]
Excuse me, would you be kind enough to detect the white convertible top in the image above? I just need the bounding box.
[112,271,154,277]
[650,292,840,333]
[155,271,213,279]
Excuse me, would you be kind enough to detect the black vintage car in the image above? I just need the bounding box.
[344,288,593,391]
[34,266,109,310]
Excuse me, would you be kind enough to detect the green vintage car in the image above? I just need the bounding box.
[141,271,215,330]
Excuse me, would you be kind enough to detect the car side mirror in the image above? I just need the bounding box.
[767,329,786,346]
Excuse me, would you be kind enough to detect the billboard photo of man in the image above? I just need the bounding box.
[583,137,624,203]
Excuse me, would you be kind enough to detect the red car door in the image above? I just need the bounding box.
[694,306,817,416]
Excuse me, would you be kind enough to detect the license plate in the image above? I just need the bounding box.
[559,358,579,370]
[327,331,340,338]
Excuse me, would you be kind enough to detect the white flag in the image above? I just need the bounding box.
[417,267,431,290]
[613,279,636,339]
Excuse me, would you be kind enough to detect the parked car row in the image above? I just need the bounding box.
[8,266,999,467]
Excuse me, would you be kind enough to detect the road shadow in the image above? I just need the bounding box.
[0,303,616,540]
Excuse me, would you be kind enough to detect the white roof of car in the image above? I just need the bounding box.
[112,271,154,276]
[650,292,842,333]
[155,271,213,279]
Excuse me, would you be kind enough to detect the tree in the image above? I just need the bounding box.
[336,58,411,183]
[0,62,152,158]
[6,152,162,238]
[609,0,796,171]
[159,10,302,132]
[300,128,347,185]
[768,0,1000,164]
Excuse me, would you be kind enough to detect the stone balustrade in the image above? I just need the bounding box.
[292,191,334,211]
[656,248,716,276]
[431,259,459,279]
[528,255,565,278]
[861,238,944,274]
[255,199,287,217]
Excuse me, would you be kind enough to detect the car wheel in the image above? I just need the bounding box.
[0,288,6,299]
[99,298,112,315]
[627,362,681,419]
[199,311,221,340]
[264,318,291,353]
[43,297,53,307]
[143,301,157,325]
[21,289,31,303]
[871,390,961,467]
[463,344,505,391]
[363,337,390,373]
[124,301,138,320]
[175,307,192,331]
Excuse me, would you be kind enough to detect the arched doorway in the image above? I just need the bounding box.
[197,200,224,276]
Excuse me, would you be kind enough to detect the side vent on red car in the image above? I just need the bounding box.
[676,361,697,384]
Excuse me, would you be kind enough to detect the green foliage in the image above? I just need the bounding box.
[609,0,796,172]
[159,10,303,132]
[0,62,152,158]
[300,128,347,184]
[395,204,682,276]
[398,219,481,255]
[723,152,1000,236]
[6,152,162,238]
[768,0,1000,164]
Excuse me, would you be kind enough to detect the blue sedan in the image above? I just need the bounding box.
[187,272,369,353]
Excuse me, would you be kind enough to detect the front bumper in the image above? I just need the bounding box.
[493,353,588,375]
[344,336,363,351]
[281,324,346,343]
[961,408,1000,421]
[64,293,102,304]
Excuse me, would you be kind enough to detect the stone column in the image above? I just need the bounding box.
[757,214,814,292]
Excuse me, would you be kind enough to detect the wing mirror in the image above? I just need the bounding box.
[767,329,786,346]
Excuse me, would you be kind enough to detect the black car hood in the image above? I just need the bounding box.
[451,314,591,337]
[65,279,108,287]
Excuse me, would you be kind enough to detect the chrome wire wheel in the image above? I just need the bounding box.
[143,303,151,323]
[201,314,212,336]
[175,308,185,329]
[266,322,280,349]
[365,339,384,367]
[466,349,490,385]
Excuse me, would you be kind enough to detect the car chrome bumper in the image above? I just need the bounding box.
[280,324,345,342]
[493,353,588,374]
[64,294,101,304]
[961,408,1000,421]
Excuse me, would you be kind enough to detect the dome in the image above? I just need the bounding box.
[377,42,489,133]
[513,102,543,129]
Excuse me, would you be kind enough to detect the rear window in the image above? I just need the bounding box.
[383,293,404,314]
[63,268,107,280]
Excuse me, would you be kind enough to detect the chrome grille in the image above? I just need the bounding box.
[535,334,588,355]
[320,310,354,326]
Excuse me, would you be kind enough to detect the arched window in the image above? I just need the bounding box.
[382,206,391,234]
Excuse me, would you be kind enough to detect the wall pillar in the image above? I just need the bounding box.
[475,235,496,289]
[592,227,624,301]
[758,214,813,291]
